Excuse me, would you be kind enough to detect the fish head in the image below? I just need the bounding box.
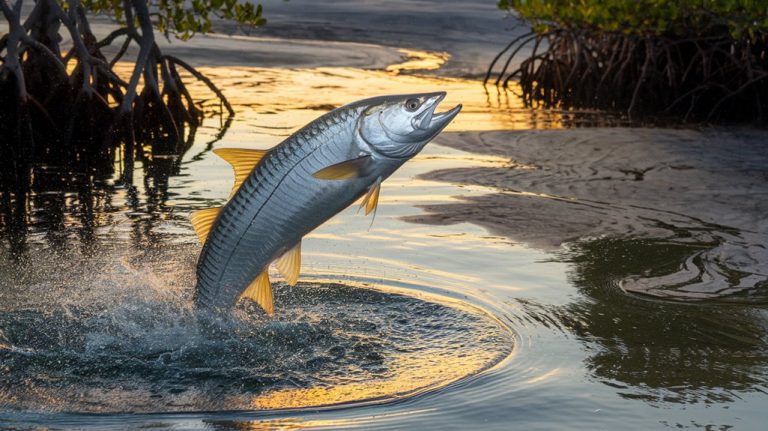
[358,92,462,159]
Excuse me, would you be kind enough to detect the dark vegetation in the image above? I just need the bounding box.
[0,0,264,251]
[487,1,768,123]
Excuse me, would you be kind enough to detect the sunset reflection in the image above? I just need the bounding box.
[251,351,500,410]
[110,47,583,142]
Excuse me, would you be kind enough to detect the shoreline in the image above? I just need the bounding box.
[216,0,524,78]
[3,0,525,76]
[409,128,768,300]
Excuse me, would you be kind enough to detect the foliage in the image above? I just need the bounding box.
[1,0,268,227]
[489,1,768,122]
[498,0,768,41]
[82,0,266,40]
[1,0,269,249]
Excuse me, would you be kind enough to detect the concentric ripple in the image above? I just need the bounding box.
[0,245,513,413]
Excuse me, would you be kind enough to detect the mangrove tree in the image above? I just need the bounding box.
[487,0,768,122]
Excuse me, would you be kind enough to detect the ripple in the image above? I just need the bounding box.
[0,245,513,413]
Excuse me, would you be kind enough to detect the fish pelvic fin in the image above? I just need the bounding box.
[240,271,274,314]
[190,207,222,244]
[213,148,269,196]
[275,241,301,286]
[360,176,382,216]
[312,155,372,180]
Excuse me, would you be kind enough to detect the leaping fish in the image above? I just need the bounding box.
[190,92,461,313]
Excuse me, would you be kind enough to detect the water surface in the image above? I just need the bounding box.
[1,49,767,430]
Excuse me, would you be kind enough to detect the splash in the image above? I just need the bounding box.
[0,244,512,413]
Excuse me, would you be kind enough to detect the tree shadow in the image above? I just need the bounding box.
[556,237,768,405]
[0,111,231,256]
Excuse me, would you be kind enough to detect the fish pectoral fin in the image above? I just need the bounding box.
[360,176,382,216]
[213,148,269,196]
[275,241,301,286]
[312,155,372,180]
[240,271,274,314]
[189,207,222,244]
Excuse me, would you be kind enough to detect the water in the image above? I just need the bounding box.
[1,53,768,430]
[0,243,510,413]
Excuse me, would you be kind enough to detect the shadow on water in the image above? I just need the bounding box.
[0,68,634,255]
[555,238,768,405]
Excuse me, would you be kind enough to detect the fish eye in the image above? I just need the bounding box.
[404,98,421,112]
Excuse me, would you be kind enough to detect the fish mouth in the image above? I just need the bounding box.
[414,92,462,132]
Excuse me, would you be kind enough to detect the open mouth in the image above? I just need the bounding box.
[415,92,462,131]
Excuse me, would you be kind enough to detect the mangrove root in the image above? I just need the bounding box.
[486,28,768,123]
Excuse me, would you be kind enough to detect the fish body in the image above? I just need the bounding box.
[192,92,461,313]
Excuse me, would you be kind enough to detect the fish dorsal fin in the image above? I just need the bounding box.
[189,207,222,244]
[313,155,372,180]
[360,176,382,216]
[275,241,301,286]
[240,271,274,314]
[213,148,269,195]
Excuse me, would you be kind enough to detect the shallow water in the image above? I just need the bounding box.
[1,51,768,430]
[0,244,511,413]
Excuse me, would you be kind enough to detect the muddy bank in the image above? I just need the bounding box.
[409,128,768,300]
[96,31,404,70]
[226,0,521,77]
[4,0,522,75]
[3,0,517,75]
[1,4,405,70]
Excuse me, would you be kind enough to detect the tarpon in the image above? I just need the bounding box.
[190,92,461,313]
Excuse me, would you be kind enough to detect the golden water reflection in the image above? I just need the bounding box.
[251,351,496,410]
[385,49,449,74]
[213,66,550,133]
[161,63,614,141]
[243,279,511,411]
